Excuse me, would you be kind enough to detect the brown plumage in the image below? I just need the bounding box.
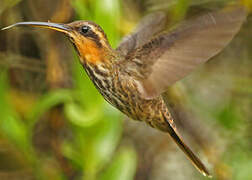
[2,5,247,177]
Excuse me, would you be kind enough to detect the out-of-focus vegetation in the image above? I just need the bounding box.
[0,0,251,180]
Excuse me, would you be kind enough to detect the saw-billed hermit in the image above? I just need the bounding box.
[2,6,246,177]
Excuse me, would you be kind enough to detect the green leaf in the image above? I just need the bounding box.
[64,102,101,127]
[77,104,122,176]
[0,0,22,15]
[172,0,190,22]
[0,71,30,151]
[216,102,241,129]
[92,105,122,164]
[93,0,121,47]
[99,147,137,180]
[0,115,28,149]
[26,89,73,128]
[71,0,93,20]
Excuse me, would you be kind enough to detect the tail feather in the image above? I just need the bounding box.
[165,118,212,178]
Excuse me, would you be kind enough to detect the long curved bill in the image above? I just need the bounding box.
[1,21,72,34]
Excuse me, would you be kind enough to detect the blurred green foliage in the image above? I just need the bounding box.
[0,0,22,15]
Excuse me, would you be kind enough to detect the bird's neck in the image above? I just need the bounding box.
[80,49,116,94]
[73,37,116,68]
[76,41,117,84]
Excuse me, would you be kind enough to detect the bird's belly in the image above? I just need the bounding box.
[101,86,170,130]
[92,74,172,131]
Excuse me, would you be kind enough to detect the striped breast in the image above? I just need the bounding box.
[83,61,126,111]
[83,61,174,131]
[83,61,142,118]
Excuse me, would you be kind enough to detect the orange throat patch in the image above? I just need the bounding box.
[76,38,105,65]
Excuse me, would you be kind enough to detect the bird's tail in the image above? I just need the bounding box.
[164,117,212,178]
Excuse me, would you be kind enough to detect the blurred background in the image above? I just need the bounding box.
[0,0,251,179]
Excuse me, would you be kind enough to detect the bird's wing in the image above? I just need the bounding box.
[119,6,246,99]
[116,11,167,56]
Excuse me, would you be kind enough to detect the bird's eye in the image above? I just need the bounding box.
[81,25,90,34]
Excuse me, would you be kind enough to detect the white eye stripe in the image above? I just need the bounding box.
[82,22,110,49]
[86,23,104,38]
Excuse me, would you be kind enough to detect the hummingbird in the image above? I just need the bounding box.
[2,6,246,177]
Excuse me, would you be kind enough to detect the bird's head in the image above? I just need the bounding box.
[2,21,114,65]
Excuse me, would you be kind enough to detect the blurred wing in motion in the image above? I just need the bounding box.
[116,11,167,56]
[120,6,246,99]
